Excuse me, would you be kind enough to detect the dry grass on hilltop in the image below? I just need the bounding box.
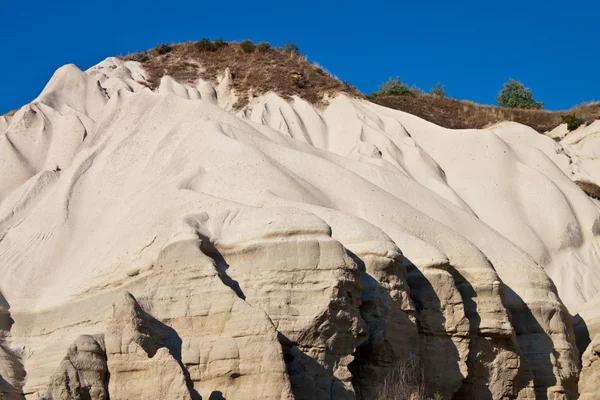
[122,40,599,131]
[123,41,362,108]
[3,39,593,132]
[371,95,600,132]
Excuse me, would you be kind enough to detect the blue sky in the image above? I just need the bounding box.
[1,0,598,113]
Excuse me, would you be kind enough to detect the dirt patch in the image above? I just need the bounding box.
[122,41,599,131]
[371,95,600,133]
[576,181,600,200]
[123,41,362,109]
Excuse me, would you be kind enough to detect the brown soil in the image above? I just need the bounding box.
[123,41,599,132]
[371,95,600,133]
[123,41,362,109]
[576,181,600,200]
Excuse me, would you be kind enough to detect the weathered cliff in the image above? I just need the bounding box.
[1,56,599,399]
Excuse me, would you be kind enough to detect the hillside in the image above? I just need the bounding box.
[4,39,600,133]
[122,40,362,108]
[1,44,600,400]
[117,40,600,133]
[372,94,600,132]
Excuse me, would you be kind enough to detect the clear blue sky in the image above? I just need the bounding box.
[2,0,598,114]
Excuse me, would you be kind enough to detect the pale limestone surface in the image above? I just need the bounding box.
[579,332,600,400]
[0,58,598,399]
[573,295,600,400]
[41,335,108,400]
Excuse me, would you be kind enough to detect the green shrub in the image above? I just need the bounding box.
[155,43,172,55]
[257,41,271,52]
[195,38,217,52]
[497,79,543,109]
[430,82,446,97]
[132,51,149,62]
[562,114,584,131]
[374,77,421,97]
[284,42,301,56]
[214,38,227,49]
[240,40,255,53]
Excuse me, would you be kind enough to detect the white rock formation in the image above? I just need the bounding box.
[0,57,599,399]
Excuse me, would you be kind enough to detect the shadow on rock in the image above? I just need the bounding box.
[208,391,226,400]
[0,292,26,400]
[404,259,465,399]
[572,313,590,364]
[346,250,419,399]
[124,294,202,400]
[502,284,576,400]
[198,233,246,300]
[278,332,354,400]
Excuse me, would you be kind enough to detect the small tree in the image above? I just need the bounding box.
[430,82,446,97]
[131,51,150,62]
[374,77,421,97]
[214,38,227,49]
[497,79,543,109]
[561,114,584,131]
[240,40,256,53]
[284,42,302,56]
[195,38,216,52]
[155,43,172,55]
[257,41,271,52]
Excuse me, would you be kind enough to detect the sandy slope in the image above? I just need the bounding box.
[0,57,599,399]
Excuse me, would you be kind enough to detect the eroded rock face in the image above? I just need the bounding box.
[41,335,108,400]
[579,333,600,399]
[0,57,596,400]
[205,207,367,399]
[346,235,418,399]
[0,294,26,400]
[104,293,193,400]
